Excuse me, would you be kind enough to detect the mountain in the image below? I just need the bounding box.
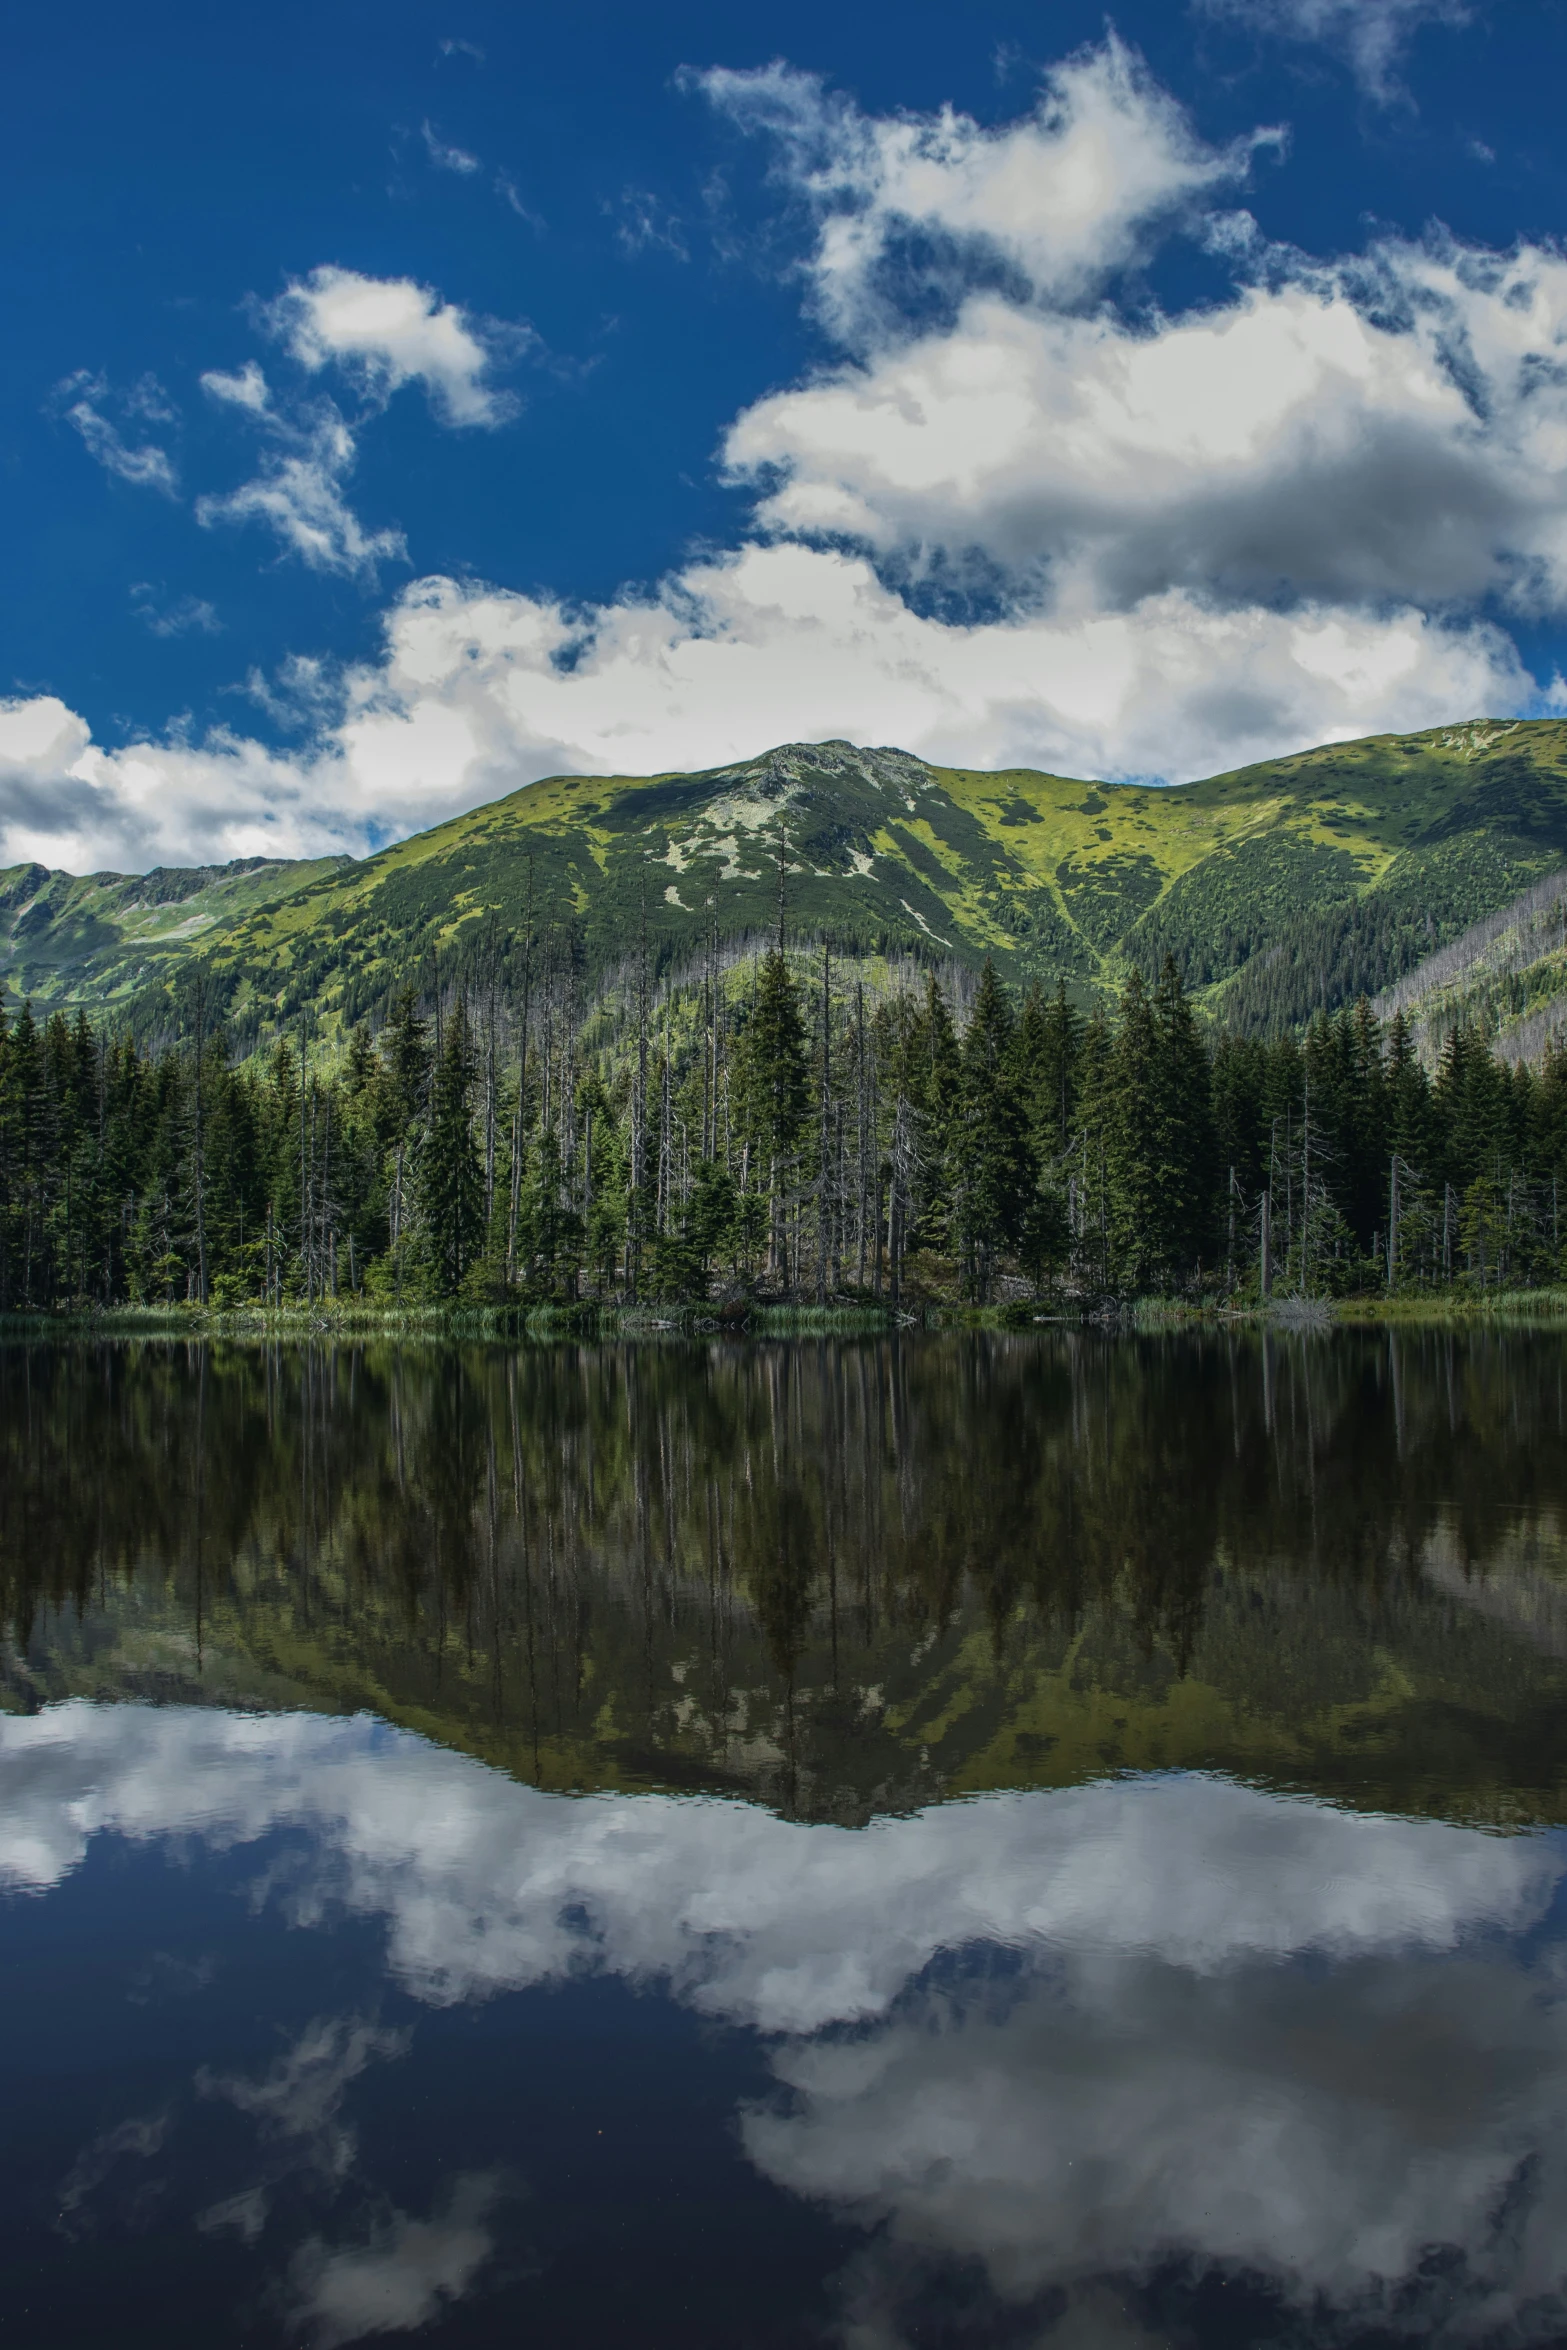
[10,718,1567,1040]
[0,852,350,1013]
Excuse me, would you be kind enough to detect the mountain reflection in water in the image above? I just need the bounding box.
[4,1330,1567,2349]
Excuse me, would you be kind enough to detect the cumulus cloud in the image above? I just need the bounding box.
[751,1942,1567,2343]
[0,692,333,873]
[0,549,1529,870]
[1196,0,1471,104]
[725,240,1567,616]
[697,39,1276,345]
[55,370,179,496]
[269,264,519,428]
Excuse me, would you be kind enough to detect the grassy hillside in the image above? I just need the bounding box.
[13,717,1567,1040]
[1373,867,1567,1065]
[0,851,350,1014]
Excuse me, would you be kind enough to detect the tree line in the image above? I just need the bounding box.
[3,932,1567,1311]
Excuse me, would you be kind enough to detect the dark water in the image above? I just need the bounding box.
[5,1332,1567,2349]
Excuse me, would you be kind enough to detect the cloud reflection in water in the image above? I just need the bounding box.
[5,1699,1566,2345]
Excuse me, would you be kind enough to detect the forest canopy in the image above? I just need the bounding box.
[3,915,1565,1316]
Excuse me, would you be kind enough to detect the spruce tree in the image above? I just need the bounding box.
[418,999,485,1295]
[955,961,1028,1300]
[1153,955,1217,1277]
[735,948,810,1280]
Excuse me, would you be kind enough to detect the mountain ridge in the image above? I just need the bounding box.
[8,719,1567,1043]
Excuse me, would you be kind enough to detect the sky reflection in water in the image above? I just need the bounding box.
[5,1331,1567,2347]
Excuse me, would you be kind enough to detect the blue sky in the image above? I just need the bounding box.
[5,0,1567,871]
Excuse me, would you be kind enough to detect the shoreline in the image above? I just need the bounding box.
[7,1288,1567,1340]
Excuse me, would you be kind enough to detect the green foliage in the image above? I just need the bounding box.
[418,1002,486,1296]
[9,852,1567,1312]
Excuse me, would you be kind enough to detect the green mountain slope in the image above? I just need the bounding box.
[1373,867,1567,1064]
[14,717,1567,1039]
[0,852,350,1013]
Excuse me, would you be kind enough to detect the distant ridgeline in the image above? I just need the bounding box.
[5,720,1567,1312]
[7,720,1567,1044]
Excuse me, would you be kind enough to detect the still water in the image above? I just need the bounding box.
[4,1331,1567,2348]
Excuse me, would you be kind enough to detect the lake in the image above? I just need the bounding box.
[4,1330,1567,2348]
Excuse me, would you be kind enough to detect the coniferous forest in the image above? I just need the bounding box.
[3,920,1566,1315]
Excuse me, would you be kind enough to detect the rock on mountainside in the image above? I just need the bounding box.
[10,720,1567,1043]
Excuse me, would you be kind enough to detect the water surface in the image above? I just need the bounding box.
[5,1332,1567,2347]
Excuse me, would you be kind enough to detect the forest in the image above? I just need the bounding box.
[2,920,1566,1314]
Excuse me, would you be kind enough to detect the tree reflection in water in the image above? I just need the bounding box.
[5,1328,1567,1824]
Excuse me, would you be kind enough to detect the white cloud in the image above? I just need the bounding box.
[56,370,179,496]
[750,1940,1567,2341]
[697,39,1276,345]
[1196,0,1471,104]
[421,119,481,175]
[724,239,1567,615]
[0,543,1531,872]
[270,265,518,428]
[195,405,406,580]
[0,692,335,874]
[201,360,271,413]
[239,653,338,729]
[200,2015,408,2185]
[56,2108,171,2236]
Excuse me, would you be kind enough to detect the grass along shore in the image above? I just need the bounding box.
[8,1284,1567,1340]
